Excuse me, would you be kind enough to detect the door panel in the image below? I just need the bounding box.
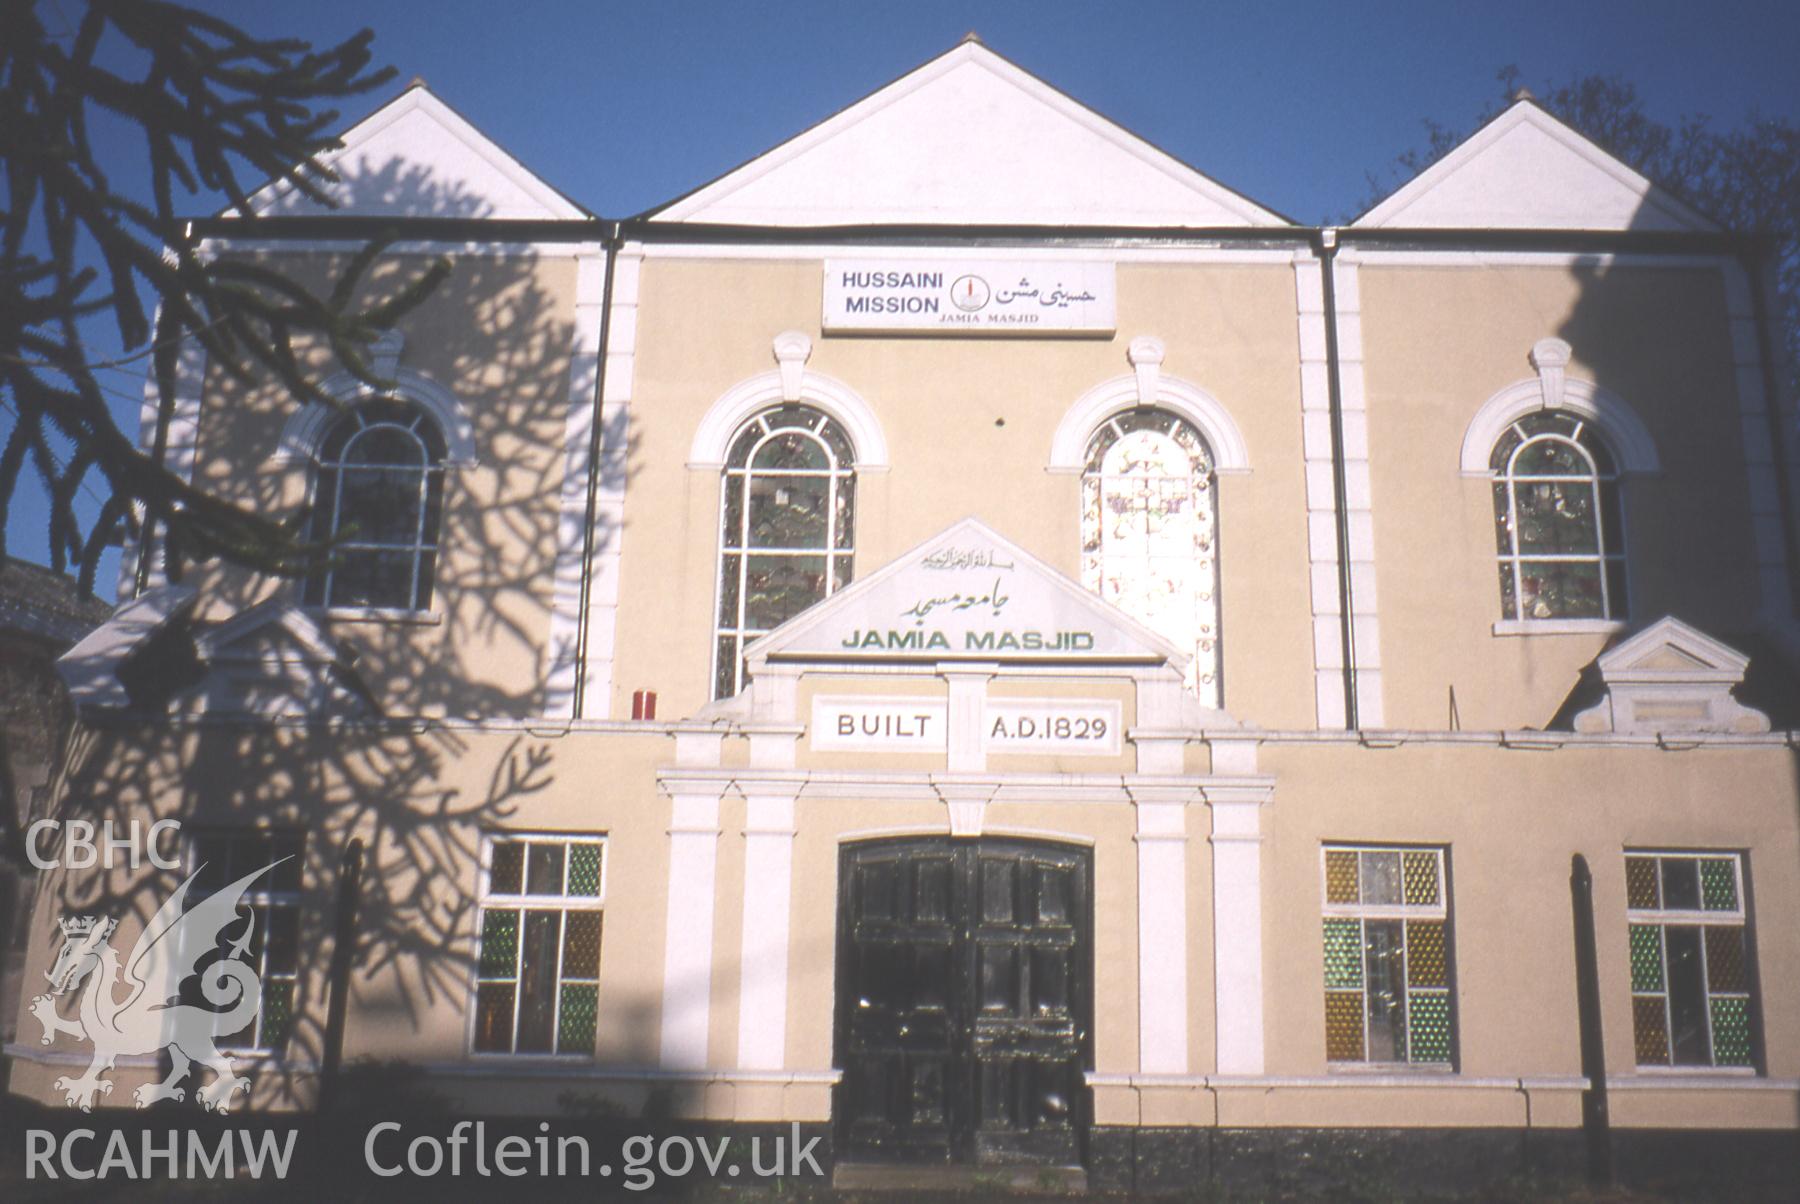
[836,838,1091,1166]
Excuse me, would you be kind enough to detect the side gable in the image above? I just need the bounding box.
[244,84,587,221]
[650,40,1288,228]
[1355,100,1716,232]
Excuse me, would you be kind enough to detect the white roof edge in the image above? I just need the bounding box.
[245,85,587,221]
[1597,615,1751,677]
[653,42,1289,228]
[1355,101,1718,232]
[57,584,198,708]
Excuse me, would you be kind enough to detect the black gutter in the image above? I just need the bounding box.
[571,223,624,719]
[1742,248,1800,616]
[1314,230,1359,729]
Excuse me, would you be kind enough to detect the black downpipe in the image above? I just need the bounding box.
[1569,854,1613,1187]
[1742,245,1800,616]
[1316,231,1359,729]
[316,837,365,1113]
[571,226,623,719]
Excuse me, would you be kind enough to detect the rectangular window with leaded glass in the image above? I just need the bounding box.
[189,829,304,1054]
[1625,850,1758,1069]
[1321,845,1455,1067]
[472,834,605,1056]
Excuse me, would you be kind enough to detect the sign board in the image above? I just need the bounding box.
[985,699,1122,756]
[823,259,1115,334]
[812,696,948,753]
[751,518,1181,668]
[809,695,1122,757]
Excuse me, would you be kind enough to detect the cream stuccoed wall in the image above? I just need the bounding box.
[613,255,1317,727]
[1255,741,1799,1129]
[174,250,581,719]
[1359,262,1762,732]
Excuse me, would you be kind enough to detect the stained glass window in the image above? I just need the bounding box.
[304,399,448,612]
[1081,409,1220,706]
[713,405,856,698]
[1624,851,1757,1069]
[1320,845,1454,1066]
[474,834,606,1056]
[188,829,305,1054]
[1491,412,1625,621]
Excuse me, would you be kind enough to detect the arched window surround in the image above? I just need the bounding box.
[273,367,478,467]
[689,371,888,471]
[1049,374,1249,475]
[1460,378,1659,477]
[1489,411,1628,625]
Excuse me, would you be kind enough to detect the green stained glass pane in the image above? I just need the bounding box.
[479,909,519,978]
[1325,991,1364,1062]
[1632,996,1669,1065]
[1625,857,1659,909]
[1406,920,1448,988]
[260,980,294,1051]
[568,843,602,897]
[1408,991,1451,1063]
[1324,850,1358,904]
[562,911,603,978]
[1629,924,1664,992]
[1700,859,1739,912]
[1498,561,1518,620]
[1493,483,1514,555]
[1403,852,1439,906]
[1704,926,1747,993]
[558,983,598,1055]
[1709,996,1752,1067]
[1323,918,1363,989]
[1519,559,1604,619]
[1515,437,1588,475]
[1514,480,1598,553]
[744,555,828,629]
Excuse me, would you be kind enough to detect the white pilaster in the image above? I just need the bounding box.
[940,665,994,772]
[660,786,722,1069]
[542,242,609,715]
[1128,784,1198,1073]
[736,784,799,1070]
[1295,248,1384,728]
[1207,781,1272,1075]
[124,335,207,595]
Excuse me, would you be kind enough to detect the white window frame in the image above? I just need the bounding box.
[1625,849,1758,1073]
[1320,844,1456,1070]
[468,832,607,1059]
[304,399,447,616]
[185,828,305,1058]
[1491,412,1628,626]
[711,405,856,699]
[1079,407,1221,706]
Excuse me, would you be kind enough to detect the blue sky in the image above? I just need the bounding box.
[9,0,1800,592]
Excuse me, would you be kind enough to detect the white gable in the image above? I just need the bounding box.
[246,85,586,220]
[748,517,1184,667]
[1356,101,1715,232]
[1574,616,1767,735]
[654,41,1286,228]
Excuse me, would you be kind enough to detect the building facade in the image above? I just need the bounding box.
[9,41,1798,1191]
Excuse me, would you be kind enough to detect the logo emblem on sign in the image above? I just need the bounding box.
[950,274,991,311]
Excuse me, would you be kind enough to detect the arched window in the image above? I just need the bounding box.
[1081,408,1220,706]
[302,399,447,612]
[1491,412,1625,621]
[713,405,856,698]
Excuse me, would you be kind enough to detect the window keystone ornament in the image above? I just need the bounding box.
[1572,617,1770,734]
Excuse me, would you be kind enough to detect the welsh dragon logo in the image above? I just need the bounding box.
[29,860,285,1113]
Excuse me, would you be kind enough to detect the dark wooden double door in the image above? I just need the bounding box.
[834,837,1092,1167]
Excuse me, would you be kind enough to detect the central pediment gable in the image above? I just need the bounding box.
[651,40,1287,228]
[747,518,1184,668]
